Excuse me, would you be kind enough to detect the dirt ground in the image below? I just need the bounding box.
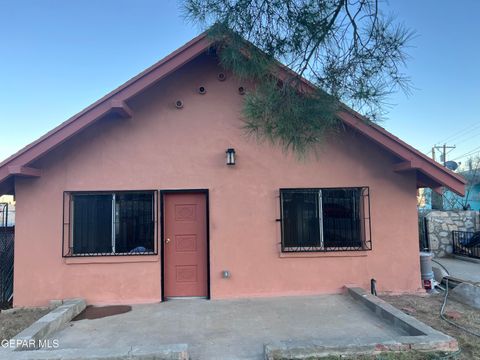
[0,307,50,341]
[381,292,480,360]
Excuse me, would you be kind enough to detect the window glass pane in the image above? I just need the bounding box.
[282,191,320,248]
[115,193,154,253]
[322,188,361,248]
[73,194,112,254]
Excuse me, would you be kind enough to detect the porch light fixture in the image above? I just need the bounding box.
[226,148,236,166]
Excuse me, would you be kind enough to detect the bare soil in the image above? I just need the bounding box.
[0,307,50,341]
[380,292,480,360]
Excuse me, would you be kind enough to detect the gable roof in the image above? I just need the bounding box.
[0,33,466,196]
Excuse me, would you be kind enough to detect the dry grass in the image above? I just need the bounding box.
[318,352,456,360]
[380,293,480,360]
[0,307,50,341]
[316,293,479,359]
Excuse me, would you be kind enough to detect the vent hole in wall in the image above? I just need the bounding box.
[238,86,246,95]
[198,86,206,94]
[175,100,184,109]
[217,73,226,81]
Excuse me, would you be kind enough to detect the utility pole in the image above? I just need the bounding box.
[430,144,456,210]
[444,143,447,166]
[433,143,456,166]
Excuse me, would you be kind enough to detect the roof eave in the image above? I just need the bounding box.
[0,33,212,170]
[338,110,466,196]
[0,31,466,198]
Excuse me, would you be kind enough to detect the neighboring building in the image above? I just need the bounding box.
[444,169,480,210]
[417,188,430,209]
[0,33,465,307]
[418,170,480,211]
[0,195,15,227]
[465,183,480,209]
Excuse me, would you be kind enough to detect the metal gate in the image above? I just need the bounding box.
[418,212,429,251]
[0,203,14,307]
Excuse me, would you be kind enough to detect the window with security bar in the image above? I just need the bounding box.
[63,191,157,257]
[280,188,371,252]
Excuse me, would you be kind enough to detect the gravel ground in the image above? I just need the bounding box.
[381,292,480,360]
[0,307,50,341]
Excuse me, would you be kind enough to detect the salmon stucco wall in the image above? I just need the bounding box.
[13,53,422,307]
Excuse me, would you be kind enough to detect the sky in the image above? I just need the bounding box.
[0,0,479,167]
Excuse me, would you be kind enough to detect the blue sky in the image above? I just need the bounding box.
[1,0,479,166]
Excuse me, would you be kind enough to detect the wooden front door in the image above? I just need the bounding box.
[163,192,208,298]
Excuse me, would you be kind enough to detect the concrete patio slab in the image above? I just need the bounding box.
[1,345,188,360]
[50,295,413,360]
[433,257,480,284]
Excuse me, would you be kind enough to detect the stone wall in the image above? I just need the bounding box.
[425,210,480,257]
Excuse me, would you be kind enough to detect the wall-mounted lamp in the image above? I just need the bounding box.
[222,270,231,279]
[226,148,236,166]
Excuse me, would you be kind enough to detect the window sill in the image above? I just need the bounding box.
[279,251,368,258]
[63,254,160,265]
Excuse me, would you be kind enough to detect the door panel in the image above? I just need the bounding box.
[164,193,208,298]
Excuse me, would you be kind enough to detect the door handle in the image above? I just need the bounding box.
[166,238,171,244]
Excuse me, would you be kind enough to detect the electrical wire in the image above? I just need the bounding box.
[440,278,480,338]
[451,131,480,149]
[429,258,479,360]
[434,122,480,147]
[436,349,462,359]
[450,145,480,162]
[439,129,480,149]
[421,122,480,154]
[451,151,480,163]
[451,148,480,161]
[432,258,450,276]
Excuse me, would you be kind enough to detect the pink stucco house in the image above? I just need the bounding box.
[0,34,465,307]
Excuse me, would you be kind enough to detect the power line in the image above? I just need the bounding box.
[421,121,480,154]
[450,145,480,162]
[451,146,480,161]
[432,144,456,165]
[435,121,480,145]
[452,151,480,162]
[450,130,480,148]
